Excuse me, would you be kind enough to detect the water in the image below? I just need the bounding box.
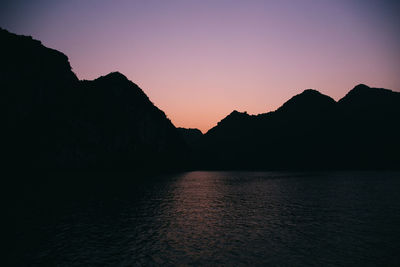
[13,171,400,266]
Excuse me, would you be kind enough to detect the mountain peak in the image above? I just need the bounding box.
[229,110,241,115]
[338,84,399,108]
[213,110,249,129]
[1,27,78,84]
[352,84,370,91]
[106,71,127,79]
[276,89,335,114]
[92,71,143,93]
[2,28,188,169]
[301,89,323,95]
[226,110,249,119]
[97,71,128,81]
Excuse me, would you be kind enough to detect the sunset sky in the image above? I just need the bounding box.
[1,0,399,132]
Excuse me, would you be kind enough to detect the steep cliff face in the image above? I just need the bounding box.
[2,28,79,167]
[2,28,187,170]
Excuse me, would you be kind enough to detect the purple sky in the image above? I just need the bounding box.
[1,0,399,132]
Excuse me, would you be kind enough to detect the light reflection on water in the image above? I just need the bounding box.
[15,171,400,266]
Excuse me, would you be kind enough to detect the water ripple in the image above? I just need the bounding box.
[14,171,400,266]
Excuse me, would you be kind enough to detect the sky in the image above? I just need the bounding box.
[1,0,400,132]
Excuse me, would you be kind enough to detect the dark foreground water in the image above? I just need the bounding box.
[12,171,400,266]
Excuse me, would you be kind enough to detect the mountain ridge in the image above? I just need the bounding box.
[2,28,399,170]
[195,84,399,170]
[2,28,188,170]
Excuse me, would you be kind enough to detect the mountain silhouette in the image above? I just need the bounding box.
[276,89,336,115]
[195,85,400,170]
[338,84,400,119]
[2,28,399,171]
[2,28,188,170]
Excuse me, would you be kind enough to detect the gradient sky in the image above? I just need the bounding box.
[1,0,399,132]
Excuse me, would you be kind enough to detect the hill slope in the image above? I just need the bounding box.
[2,28,398,170]
[1,28,188,170]
[195,85,400,170]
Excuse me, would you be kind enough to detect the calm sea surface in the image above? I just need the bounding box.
[14,171,400,266]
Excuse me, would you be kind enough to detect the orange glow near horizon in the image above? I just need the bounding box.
[2,0,400,132]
